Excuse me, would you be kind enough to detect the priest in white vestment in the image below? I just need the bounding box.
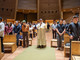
[37,19,46,48]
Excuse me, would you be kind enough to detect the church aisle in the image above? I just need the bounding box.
[1,31,69,60]
[14,46,56,60]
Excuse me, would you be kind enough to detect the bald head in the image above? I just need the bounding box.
[15,21,19,26]
[39,18,43,23]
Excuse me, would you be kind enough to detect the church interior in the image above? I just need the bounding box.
[0,0,80,60]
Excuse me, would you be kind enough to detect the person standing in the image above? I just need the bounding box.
[47,22,50,32]
[66,23,69,31]
[63,20,66,26]
[52,21,57,39]
[0,17,5,52]
[56,19,65,50]
[32,23,35,37]
[22,20,29,48]
[37,19,46,48]
[14,21,21,47]
[67,15,80,60]
[29,24,33,39]
[5,23,13,35]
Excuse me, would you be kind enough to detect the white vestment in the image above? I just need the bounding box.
[37,22,46,46]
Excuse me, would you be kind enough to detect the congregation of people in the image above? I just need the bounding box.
[0,15,80,60]
[0,18,38,52]
[47,15,80,60]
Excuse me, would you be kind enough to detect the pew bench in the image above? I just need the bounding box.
[3,35,17,53]
[72,56,80,60]
[19,38,32,47]
[64,45,70,57]
[3,43,16,53]
[64,33,70,57]
[71,41,80,60]
[51,39,64,47]
[29,38,32,46]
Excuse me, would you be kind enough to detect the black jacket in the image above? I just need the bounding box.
[13,24,21,34]
[67,22,80,40]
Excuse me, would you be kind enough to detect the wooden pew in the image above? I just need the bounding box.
[19,32,32,46]
[45,20,53,23]
[51,39,57,47]
[51,39,64,47]
[64,33,70,57]
[19,38,32,46]
[0,38,4,60]
[3,35,17,53]
[72,56,80,60]
[71,41,80,60]
[7,19,15,24]
[32,21,37,24]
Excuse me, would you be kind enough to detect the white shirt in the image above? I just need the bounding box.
[32,25,35,28]
[52,24,57,29]
[0,22,5,37]
[37,22,45,29]
[29,27,33,31]
[11,24,14,28]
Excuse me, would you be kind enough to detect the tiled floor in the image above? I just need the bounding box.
[1,30,69,60]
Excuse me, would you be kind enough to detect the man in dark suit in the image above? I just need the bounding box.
[67,15,80,60]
